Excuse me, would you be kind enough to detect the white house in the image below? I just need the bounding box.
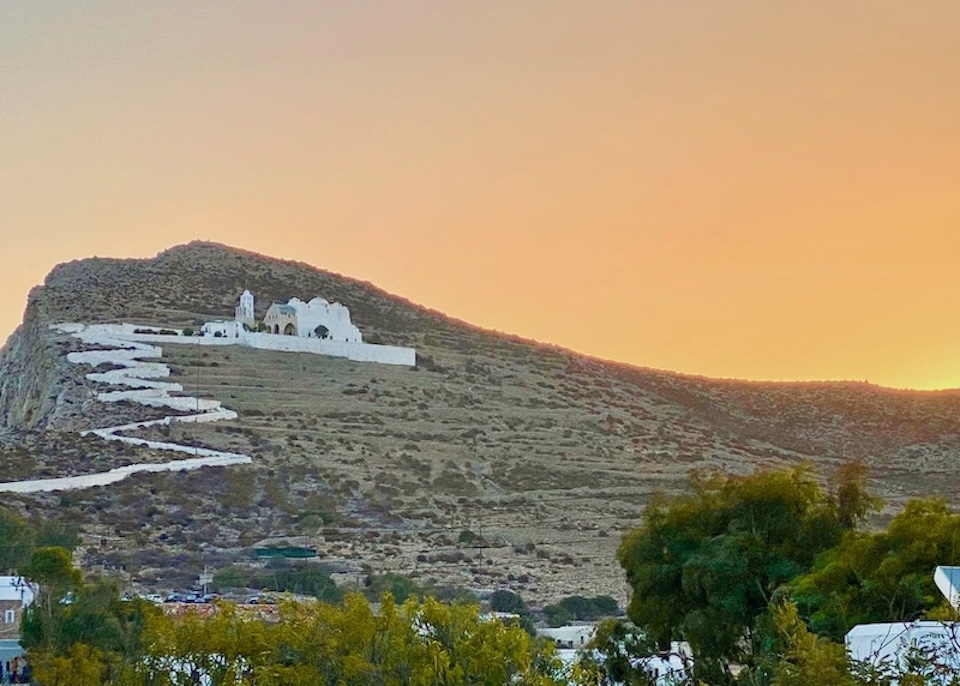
[538,625,690,685]
[846,566,960,683]
[0,577,36,675]
[539,624,595,649]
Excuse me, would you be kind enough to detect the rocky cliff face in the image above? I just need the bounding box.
[0,297,84,430]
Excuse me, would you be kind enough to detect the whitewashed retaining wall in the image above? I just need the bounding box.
[75,323,416,366]
[0,325,251,493]
[0,318,414,493]
[242,332,415,365]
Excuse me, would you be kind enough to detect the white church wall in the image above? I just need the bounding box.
[242,332,415,366]
[68,324,416,366]
[235,290,255,327]
[0,451,251,494]
[264,297,364,343]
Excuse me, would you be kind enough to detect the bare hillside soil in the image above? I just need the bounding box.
[3,242,960,605]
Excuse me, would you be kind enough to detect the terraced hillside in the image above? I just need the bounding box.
[1,242,960,604]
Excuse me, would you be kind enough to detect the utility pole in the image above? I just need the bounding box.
[196,336,201,413]
[195,336,201,456]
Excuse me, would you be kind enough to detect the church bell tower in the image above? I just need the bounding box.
[235,290,255,328]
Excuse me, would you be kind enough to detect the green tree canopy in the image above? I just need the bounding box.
[491,589,526,615]
[791,497,960,640]
[617,465,874,682]
[127,593,563,686]
[0,507,34,574]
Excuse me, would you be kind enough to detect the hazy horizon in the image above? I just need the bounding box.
[3,2,959,390]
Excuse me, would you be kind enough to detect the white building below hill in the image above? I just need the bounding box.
[538,624,595,649]
[537,625,690,685]
[846,620,960,676]
[846,566,960,683]
[0,576,36,672]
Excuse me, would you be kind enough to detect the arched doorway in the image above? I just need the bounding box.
[283,323,297,336]
[273,324,279,334]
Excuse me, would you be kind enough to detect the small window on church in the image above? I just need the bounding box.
[4,610,14,623]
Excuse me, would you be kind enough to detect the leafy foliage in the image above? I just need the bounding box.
[617,465,874,681]
[0,508,34,574]
[491,589,526,614]
[127,593,563,685]
[212,562,341,602]
[544,595,619,626]
[364,572,424,603]
[767,601,856,686]
[792,497,960,640]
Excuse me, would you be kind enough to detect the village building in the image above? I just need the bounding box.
[537,625,690,685]
[0,576,35,677]
[846,566,960,678]
[538,624,595,650]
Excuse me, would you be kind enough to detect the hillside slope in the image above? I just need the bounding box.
[1,241,959,603]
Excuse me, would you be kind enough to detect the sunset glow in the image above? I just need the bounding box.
[2,2,960,389]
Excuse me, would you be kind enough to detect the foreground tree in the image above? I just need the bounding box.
[618,465,875,683]
[129,593,563,686]
[21,549,159,683]
[0,508,34,574]
[792,497,960,640]
[768,601,856,686]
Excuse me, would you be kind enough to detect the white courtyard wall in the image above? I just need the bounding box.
[242,332,415,365]
[69,323,415,366]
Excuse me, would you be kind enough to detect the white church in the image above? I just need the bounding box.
[196,290,415,366]
[262,296,362,342]
[202,290,361,342]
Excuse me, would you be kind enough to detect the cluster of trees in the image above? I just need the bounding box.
[613,464,960,684]
[0,510,79,574]
[0,510,151,684]
[26,592,567,686]
[0,508,563,685]
[543,595,620,627]
[11,463,960,685]
[213,560,342,603]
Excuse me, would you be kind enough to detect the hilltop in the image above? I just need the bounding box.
[1,241,959,604]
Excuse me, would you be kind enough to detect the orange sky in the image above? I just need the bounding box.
[2,2,960,390]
